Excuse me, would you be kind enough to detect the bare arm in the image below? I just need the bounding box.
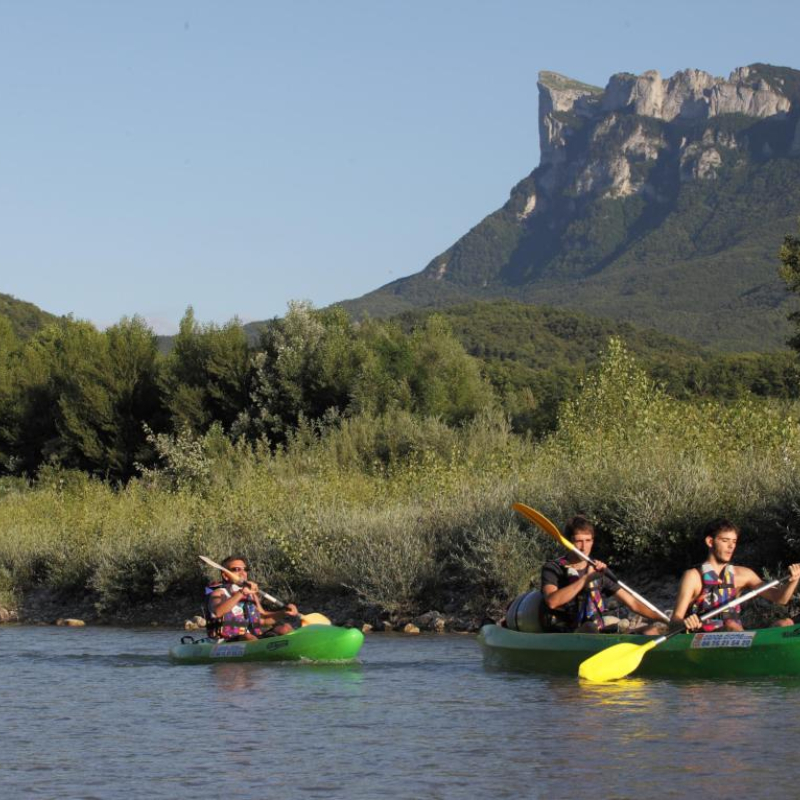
[209,582,264,618]
[542,567,599,610]
[260,607,299,624]
[671,569,702,628]
[208,586,249,618]
[737,564,800,605]
[248,587,298,621]
[209,584,298,627]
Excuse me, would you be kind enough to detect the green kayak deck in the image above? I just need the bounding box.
[478,623,800,678]
[170,624,364,665]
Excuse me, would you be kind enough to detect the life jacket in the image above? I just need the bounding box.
[690,562,741,632]
[542,557,607,632]
[203,581,264,640]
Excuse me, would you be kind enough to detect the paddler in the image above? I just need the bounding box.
[205,557,302,640]
[540,515,664,633]
[672,519,800,632]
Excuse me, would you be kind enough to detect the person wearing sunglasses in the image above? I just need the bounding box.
[204,557,300,640]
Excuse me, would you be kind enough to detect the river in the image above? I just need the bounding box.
[1,626,798,799]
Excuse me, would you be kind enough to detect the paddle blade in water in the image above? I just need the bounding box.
[578,640,659,682]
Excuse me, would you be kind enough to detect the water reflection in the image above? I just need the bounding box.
[577,676,649,706]
[206,660,367,719]
[209,662,262,694]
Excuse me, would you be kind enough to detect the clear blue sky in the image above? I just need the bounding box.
[2,1,798,333]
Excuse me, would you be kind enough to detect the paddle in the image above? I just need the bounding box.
[199,555,331,626]
[578,572,795,682]
[512,503,670,623]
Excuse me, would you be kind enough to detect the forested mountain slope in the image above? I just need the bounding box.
[0,293,59,339]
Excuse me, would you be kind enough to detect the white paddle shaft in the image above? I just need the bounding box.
[654,574,788,645]
[563,540,671,623]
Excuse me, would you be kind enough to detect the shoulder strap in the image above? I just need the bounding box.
[720,563,736,586]
[698,561,714,578]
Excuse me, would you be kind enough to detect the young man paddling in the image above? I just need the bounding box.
[540,516,663,633]
[672,519,800,632]
[205,557,301,640]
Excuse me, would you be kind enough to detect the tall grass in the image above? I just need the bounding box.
[1,339,799,618]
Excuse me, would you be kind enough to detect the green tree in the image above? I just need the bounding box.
[403,315,495,424]
[8,317,163,479]
[780,220,800,352]
[349,319,414,416]
[238,304,495,445]
[0,317,21,470]
[7,322,69,474]
[237,302,365,443]
[351,315,495,424]
[161,308,251,434]
[91,316,164,477]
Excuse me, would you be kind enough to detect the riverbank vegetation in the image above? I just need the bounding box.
[1,304,800,621]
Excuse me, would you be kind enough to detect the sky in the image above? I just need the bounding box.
[2,1,799,334]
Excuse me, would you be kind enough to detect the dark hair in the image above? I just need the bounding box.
[701,518,740,542]
[222,556,247,570]
[563,515,595,540]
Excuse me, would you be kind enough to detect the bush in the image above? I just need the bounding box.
[1,338,799,617]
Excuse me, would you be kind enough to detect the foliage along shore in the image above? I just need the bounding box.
[2,338,800,627]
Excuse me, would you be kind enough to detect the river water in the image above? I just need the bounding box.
[2,626,798,799]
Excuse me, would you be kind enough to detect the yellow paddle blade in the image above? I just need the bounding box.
[300,612,332,626]
[512,503,569,546]
[578,640,659,682]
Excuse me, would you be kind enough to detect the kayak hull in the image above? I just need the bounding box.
[478,623,800,679]
[169,624,364,665]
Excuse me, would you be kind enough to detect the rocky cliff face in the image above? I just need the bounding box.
[342,63,800,352]
[534,65,794,202]
[600,67,791,121]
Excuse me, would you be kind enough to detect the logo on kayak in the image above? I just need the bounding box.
[690,632,756,649]
[210,643,247,658]
[264,640,290,651]
[782,626,800,638]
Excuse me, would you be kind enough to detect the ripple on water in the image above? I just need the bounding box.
[3,627,800,799]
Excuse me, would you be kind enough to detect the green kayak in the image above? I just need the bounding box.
[170,624,364,665]
[478,623,800,678]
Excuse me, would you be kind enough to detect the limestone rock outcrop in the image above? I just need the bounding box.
[535,64,794,202]
[599,67,790,122]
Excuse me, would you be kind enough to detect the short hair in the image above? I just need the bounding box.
[222,555,247,570]
[701,518,740,542]
[564,515,595,540]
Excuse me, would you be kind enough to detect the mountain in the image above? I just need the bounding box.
[0,293,59,340]
[341,64,800,352]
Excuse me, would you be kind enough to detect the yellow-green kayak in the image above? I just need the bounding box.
[170,624,364,664]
